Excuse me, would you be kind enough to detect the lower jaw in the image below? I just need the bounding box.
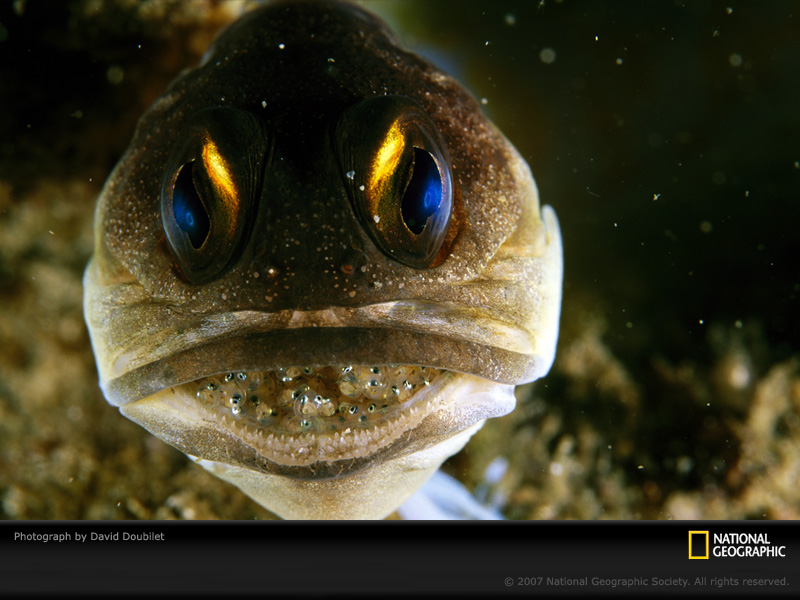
[188,421,488,520]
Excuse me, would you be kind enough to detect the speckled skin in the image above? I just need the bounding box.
[83,0,562,519]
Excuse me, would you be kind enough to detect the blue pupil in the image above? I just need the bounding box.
[401,148,442,235]
[173,162,209,249]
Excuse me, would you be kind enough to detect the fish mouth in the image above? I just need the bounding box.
[120,362,515,476]
[179,363,447,466]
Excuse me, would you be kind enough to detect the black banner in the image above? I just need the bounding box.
[0,521,796,596]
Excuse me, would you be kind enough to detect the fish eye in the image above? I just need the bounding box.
[161,107,271,284]
[172,161,210,249]
[401,147,444,235]
[334,95,453,269]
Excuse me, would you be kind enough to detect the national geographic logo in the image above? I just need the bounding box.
[689,531,710,559]
[689,531,787,559]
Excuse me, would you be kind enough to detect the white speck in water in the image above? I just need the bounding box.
[549,462,563,476]
[261,100,267,108]
[728,361,751,389]
[278,43,285,49]
[726,6,733,15]
[221,293,227,300]
[677,456,694,474]
[700,221,713,233]
[504,13,516,26]
[481,97,488,105]
[539,47,556,64]
[359,184,365,191]
[653,193,661,200]
[729,53,742,67]
[734,319,743,329]
[616,57,624,65]
[698,319,704,325]
[346,170,355,180]
[373,215,380,223]
[107,65,124,84]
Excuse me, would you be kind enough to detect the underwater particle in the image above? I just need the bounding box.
[504,13,516,26]
[676,456,694,474]
[107,65,124,84]
[539,47,556,64]
[700,221,713,233]
[728,360,751,389]
[729,53,742,67]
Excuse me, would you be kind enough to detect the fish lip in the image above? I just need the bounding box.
[119,370,516,480]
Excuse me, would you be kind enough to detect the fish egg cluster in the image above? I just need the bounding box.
[185,365,442,435]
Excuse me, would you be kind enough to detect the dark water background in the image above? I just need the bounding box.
[387,0,799,367]
[0,0,797,520]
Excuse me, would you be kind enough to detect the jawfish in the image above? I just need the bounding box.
[83,0,563,519]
